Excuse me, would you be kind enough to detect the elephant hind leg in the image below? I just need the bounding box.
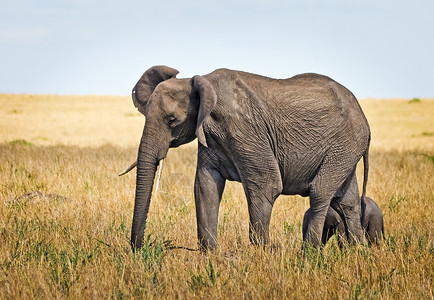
[304,182,335,248]
[304,153,364,249]
[330,168,366,245]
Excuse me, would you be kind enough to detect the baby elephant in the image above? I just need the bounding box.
[303,197,384,246]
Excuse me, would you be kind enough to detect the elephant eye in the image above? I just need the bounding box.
[168,116,177,127]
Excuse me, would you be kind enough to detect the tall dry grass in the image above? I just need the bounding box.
[0,95,433,299]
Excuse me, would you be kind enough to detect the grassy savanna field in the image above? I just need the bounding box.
[0,94,433,299]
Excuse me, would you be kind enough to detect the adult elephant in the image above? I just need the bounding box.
[125,65,370,251]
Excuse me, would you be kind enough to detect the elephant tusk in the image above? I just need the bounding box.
[118,160,137,176]
[155,159,163,192]
[118,159,164,191]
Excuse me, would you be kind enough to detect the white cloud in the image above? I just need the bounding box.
[0,27,50,43]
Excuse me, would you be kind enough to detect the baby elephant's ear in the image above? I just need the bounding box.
[133,66,179,115]
[192,75,217,147]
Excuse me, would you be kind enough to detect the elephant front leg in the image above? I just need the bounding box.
[234,150,283,245]
[194,165,225,251]
[241,161,282,247]
[247,196,274,246]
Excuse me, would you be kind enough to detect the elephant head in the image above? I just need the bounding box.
[130,65,217,250]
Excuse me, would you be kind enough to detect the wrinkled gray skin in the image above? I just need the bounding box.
[130,65,371,251]
[303,197,384,246]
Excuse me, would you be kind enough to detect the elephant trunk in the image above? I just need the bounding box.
[130,133,165,250]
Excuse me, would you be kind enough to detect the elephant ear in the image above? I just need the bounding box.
[192,75,217,148]
[132,66,179,115]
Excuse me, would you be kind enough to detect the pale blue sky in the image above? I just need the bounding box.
[1,0,433,98]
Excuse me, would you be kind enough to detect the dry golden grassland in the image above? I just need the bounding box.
[0,94,433,299]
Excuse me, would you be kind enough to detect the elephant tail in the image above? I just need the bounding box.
[361,138,370,201]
